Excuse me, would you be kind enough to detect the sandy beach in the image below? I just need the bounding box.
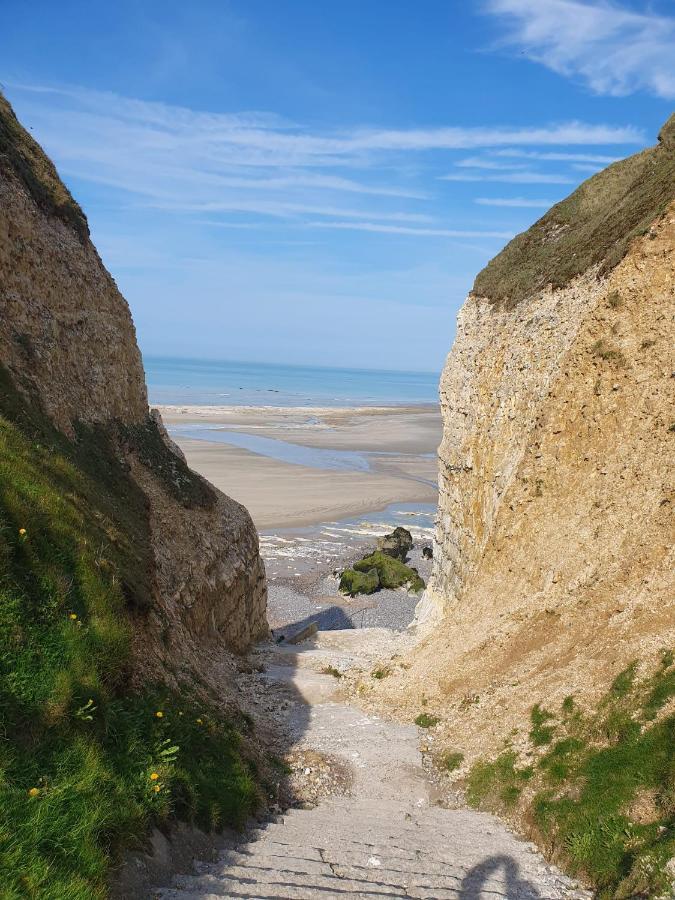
[159,404,441,530]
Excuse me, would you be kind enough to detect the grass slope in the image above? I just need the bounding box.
[473,114,675,307]
[0,93,88,241]
[0,372,259,899]
[466,652,675,898]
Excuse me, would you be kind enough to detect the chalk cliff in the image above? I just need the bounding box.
[405,115,675,751]
[0,93,268,677]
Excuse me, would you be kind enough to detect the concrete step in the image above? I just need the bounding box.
[175,870,406,896]
[161,875,409,899]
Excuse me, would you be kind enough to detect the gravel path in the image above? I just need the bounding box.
[157,630,589,900]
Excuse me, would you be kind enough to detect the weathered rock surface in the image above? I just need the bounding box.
[0,94,267,676]
[392,116,675,756]
[377,525,414,561]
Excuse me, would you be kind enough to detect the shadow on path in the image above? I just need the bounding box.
[272,604,355,639]
[459,854,542,899]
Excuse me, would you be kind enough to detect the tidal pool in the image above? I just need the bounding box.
[168,425,371,472]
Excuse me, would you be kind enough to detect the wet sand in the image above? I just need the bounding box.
[160,404,441,530]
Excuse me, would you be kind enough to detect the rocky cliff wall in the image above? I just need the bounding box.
[394,116,675,755]
[0,94,267,672]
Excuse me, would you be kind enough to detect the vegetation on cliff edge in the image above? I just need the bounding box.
[0,374,259,899]
[0,92,89,241]
[473,113,675,307]
[466,652,675,898]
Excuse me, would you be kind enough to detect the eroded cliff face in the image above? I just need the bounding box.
[401,116,675,755]
[0,95,267,675]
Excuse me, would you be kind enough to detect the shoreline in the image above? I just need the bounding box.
[155,402,439,417]
[163,404,441,531]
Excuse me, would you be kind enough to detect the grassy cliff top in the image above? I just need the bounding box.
[473,113,675,307]
[0,92,89,241]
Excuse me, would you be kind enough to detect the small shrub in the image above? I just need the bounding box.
[591,339,626,366]
[322,666,342,679]
[415,713,440,728]
[441,751,464,772]
[607,290,623,308]
[371,668,390,680]
[561,695,575,715]
[460,693,480,709]
[609,661,638,698]
[529,703,556,746]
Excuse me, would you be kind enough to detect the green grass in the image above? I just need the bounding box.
[440,751,464,773]
[0,91,88,241]
[529,703,556,746]
[415,713,440,728]
[0,376,260,898]
[467,751,533,808]
[466,651,675,898]
[472,113,675,307]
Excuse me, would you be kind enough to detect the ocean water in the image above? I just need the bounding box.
[144,356,439,407]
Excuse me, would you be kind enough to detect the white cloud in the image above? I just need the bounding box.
[474,197,557,207]
[492,149,620,163]
[455,156,529,170]
[442,171,574,184]
[307,221,514,238]
[485,0,675,98]
[3,80,640,242]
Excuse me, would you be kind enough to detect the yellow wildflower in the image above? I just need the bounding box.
[149,772,159,781]
[196,718,203,725]
[28,787,39,797]
[18,528,27,536]
[69,613,78,620]
[155,711,164,718]
[154,785,161,793]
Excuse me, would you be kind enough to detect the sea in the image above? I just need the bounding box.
[144,356,439,407]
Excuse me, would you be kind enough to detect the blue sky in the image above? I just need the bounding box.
[1,1,673,372]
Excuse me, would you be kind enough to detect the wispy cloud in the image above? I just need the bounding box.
[3,80,640,242]
[492,149,620,163]
[455,156,528,170]
[474,197,557,208]
[484,0,675,99]
[308,221,514,238]
[442,171,574,184]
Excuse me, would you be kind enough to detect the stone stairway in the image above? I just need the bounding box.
[159,798,581,899]
[155,630,588,899]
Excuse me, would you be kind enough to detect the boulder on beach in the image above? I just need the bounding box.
[422,546,433,560]
[376,526,413,561]
[354,551,425,594]
[339,567,380,597]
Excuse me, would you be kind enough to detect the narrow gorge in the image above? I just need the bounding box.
[1,92,673,900]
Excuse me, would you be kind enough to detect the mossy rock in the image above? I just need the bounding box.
[354,551,425,594]
[339,567,380,597]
